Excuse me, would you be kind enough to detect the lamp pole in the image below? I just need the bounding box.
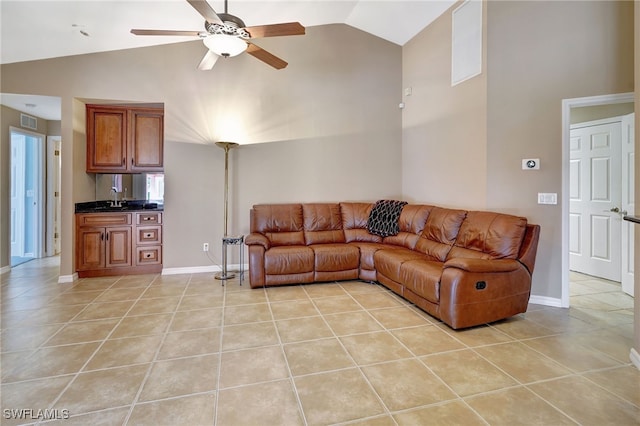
[215,141,238,280]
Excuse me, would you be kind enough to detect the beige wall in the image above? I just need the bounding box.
[401,0,634,301]
[571,102,634,124]
[485,0,633,299]
[0,24,403,274]
[0,105,52,267]
[401,1,488,209]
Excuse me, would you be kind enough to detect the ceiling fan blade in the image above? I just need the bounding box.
[131,29,203,37]
[186,0,223,25]
[244,22,305,39]
[197,50,219,70]
[246,43,288,70]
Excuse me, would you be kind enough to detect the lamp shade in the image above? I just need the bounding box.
[203,34,247,57]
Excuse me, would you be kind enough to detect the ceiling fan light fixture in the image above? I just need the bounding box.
[203,34,247,57]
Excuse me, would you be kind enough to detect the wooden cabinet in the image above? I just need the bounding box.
[86,104,164,173]
[135,212,163,267]
[76,211,163,277]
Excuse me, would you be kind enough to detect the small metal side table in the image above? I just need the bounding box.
[217,235,244,284]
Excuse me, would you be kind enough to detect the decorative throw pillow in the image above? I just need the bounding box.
[367,200,408,237]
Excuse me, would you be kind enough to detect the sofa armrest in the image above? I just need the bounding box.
[439,261,532,329]
[245,233,270,250]
[444,258,521,273]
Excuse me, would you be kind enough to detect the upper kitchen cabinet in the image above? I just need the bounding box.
[86,104,164,173]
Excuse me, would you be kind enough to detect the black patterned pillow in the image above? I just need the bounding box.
[367,200,408,237]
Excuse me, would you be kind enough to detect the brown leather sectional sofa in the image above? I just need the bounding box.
[245,202,540,329]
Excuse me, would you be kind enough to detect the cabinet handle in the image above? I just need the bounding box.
[122,158,125,166]
[106,232,109,241]
[101,232,104,241]
[145,233,152,238]
[145,253,152,258]
[131,158,134,166]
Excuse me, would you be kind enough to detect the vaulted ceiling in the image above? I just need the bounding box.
[0,1,456,120]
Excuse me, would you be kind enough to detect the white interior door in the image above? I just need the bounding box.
[10,134,26,257]
[569,119,622,282]
[621,113,635,296]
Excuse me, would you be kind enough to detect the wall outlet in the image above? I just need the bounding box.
[202,243,209,252]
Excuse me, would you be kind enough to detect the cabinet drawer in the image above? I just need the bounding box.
[136,226,162,245]
[136,246,162,265]
[77,213,131,227]
[137,212,162,225]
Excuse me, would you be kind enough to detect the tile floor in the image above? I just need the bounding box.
[1,258,638,425]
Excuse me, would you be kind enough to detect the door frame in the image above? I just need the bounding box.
[47,135,62,256]
[561,92,634,307]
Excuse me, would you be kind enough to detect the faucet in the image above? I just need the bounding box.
[111,187,121,207]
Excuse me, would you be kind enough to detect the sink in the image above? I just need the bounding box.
[75,201,161,213]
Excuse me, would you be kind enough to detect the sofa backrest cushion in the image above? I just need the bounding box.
[383,204,433,249]
[303,203,346,245]
[251,204,305,246]
[340,202,383,243]
[414,207,467,262]
[448,211,527,260]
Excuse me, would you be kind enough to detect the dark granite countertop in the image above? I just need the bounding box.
[75,200,164,213]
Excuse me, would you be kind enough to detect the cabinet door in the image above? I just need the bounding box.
[76,227,105,270]
[86,106,127,172]
[129,108,163,172]
[106,227,132,268]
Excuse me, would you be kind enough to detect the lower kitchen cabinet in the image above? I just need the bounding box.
[76,211,163,277]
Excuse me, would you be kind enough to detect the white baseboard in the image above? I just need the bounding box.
[162,264,248,276]
[529,295,563,308]
[630,348,640,370]
[162,265,219,275]
[58,273,78,283]
[0,265,10,275]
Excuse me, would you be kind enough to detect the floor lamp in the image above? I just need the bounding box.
[215,141,239,280]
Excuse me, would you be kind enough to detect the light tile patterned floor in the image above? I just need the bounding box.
[1,258,638,425]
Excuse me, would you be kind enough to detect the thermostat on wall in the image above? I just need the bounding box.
[522,158,540,170]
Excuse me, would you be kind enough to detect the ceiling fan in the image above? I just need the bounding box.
[131,0,305,70]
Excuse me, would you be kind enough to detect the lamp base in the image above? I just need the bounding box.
[215,272,236,280]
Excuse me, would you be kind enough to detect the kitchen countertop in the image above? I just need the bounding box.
[75,200,163,213]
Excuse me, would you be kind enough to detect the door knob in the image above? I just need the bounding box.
[610,207,620,213]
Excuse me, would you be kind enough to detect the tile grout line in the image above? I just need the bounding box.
[43,274,160,423]
[121,274,199,425]
[265,283,309,426]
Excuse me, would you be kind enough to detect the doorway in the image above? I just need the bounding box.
[10,127,45,266]
[562,93,635,306]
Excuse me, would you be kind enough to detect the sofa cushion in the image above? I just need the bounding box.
[414,207,467,261]
[374,248,426,283]
[400,259,443,304]
[252,204,305,246]
[448,211,527,260]
[340,203,383,243]
[311,244,359,272]
[348,242,394,271]
[367,200,408,237]
[303,204,346,245]
[264,246,314,275]
[383,204,433,249]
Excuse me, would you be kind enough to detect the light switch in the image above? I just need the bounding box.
[538,193,557,205]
